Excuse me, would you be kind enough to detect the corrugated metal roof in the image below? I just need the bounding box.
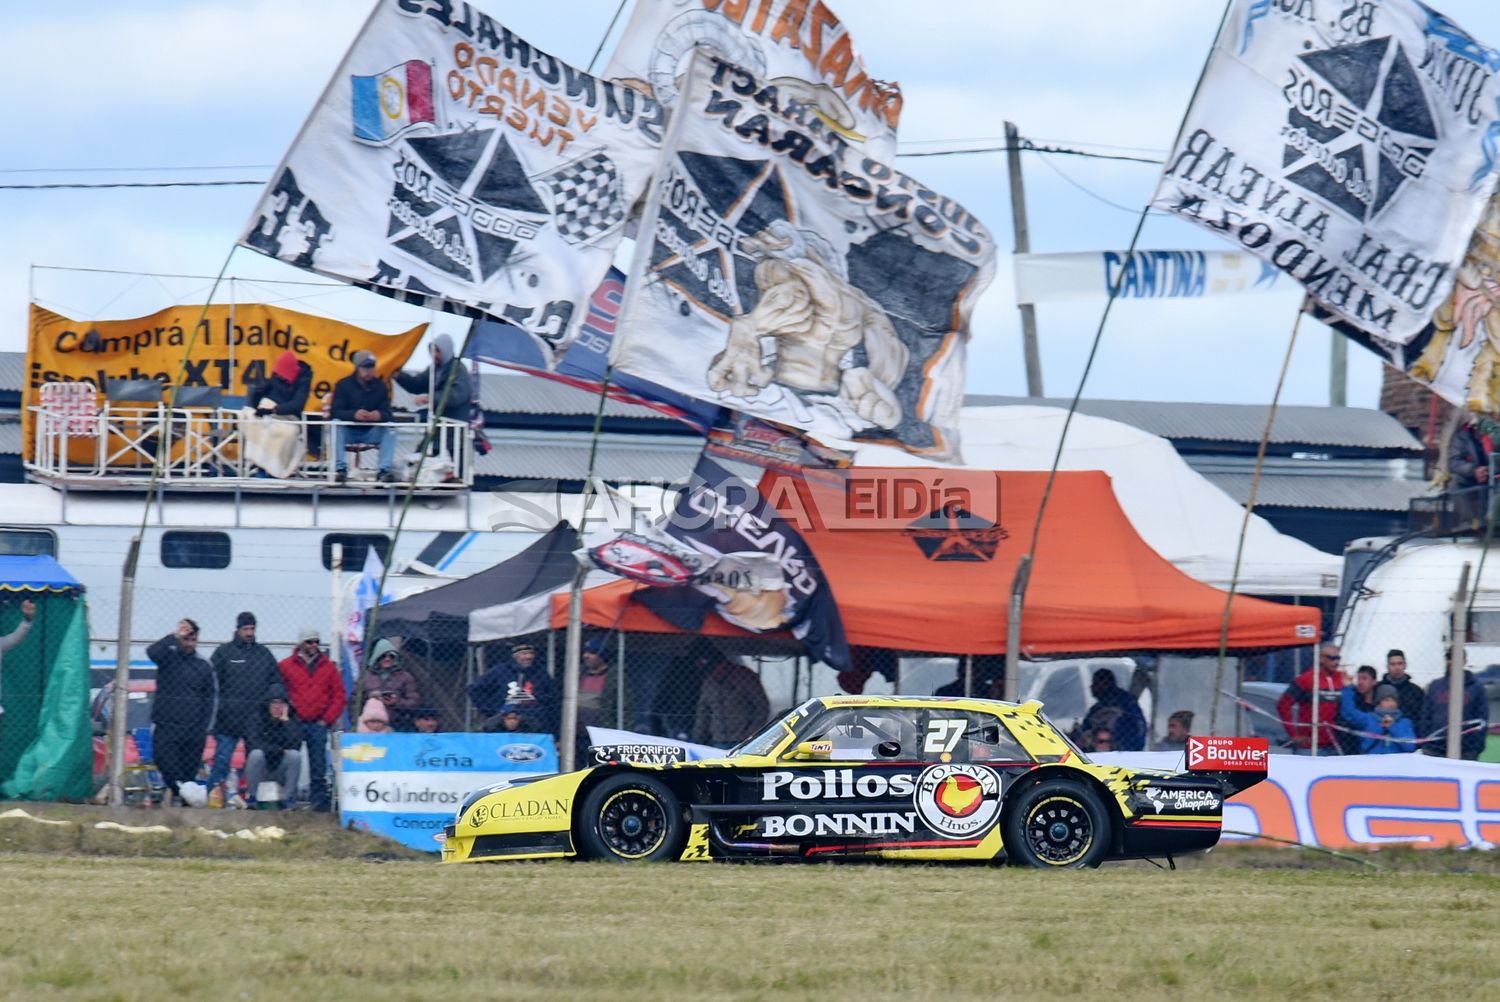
[1202,472,1430,511]
[963,395,1423,451]
[474,432,699,483]
[0,353,22,393]
[478,375,676,421]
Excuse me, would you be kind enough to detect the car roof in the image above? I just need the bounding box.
[812,694,1043,717]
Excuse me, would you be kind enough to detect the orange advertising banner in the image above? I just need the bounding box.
[24,304,426,462]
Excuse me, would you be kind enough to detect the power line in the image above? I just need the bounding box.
[0,179,263,190]
[0,164,273,175]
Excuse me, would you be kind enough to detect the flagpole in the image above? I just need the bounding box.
[561,366,615,772]
[1004,0,1235,702]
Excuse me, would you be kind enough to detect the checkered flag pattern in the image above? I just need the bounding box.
[541,152,625,244]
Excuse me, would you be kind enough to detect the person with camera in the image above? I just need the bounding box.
[1339,683,1417,754]
[355,638,420,731]
[278,626,345,812]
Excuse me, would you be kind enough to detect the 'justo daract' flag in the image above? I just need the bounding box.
[352,60,436,143]
[1150,0,1500,343]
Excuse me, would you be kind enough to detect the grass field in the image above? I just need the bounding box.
[2,809,1499,1001]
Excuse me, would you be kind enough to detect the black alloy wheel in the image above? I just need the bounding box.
[1003,779,1111,868]
[576,773,685,862]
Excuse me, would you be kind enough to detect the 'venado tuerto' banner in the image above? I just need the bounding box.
[1150,0,1500,342]
[605,0,902,162]
[611,53,994,461]
[239,0,663,345]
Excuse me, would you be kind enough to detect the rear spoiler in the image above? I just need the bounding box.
[1185,736,1269,795]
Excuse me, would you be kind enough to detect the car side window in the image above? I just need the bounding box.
[919,711,1029,763]
[801,709,914,760]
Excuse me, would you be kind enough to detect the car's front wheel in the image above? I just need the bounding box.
[575,773,685,862]
[1003,779,1111,868]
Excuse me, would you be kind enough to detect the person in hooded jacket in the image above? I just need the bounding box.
[355,638,420,730]
[243,683,306,808]
[394,333,472,480]
[205,611,279,802]
[148,619,216,806]
[356,697,390,733]
[247,349,320,458]
[1339,683,1417,754]
[1423,663,1490,759]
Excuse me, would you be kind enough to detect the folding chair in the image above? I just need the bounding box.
[125,726,166,806]
[100,379,164,472]
[35,382,100,474]
[166,385,234,477]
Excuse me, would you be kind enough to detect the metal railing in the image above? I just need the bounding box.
[26,404,474,489]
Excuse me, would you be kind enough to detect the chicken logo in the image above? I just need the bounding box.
[934,774,985,818]
[914,764,1001,839]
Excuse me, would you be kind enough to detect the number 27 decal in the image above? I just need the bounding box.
[924,719,964,753]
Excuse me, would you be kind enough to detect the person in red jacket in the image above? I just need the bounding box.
[278,626,346,811]
[1277,643,1346,754]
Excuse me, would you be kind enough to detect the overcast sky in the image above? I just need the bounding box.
[10,0,1500,410]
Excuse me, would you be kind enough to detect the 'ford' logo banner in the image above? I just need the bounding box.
[336,732,559,852]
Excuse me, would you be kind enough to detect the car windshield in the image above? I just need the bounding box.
[726,699,817,758]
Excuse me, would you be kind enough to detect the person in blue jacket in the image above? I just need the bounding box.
[1339,683,1417,754]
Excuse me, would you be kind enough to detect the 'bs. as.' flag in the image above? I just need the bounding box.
[591,455,850,670]
[1150,0,1500,343]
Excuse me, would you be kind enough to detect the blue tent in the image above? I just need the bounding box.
[0,555,83,594]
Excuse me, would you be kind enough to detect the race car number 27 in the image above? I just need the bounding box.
[923,719,964,754]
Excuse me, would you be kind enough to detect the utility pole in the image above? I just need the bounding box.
[1005,121,1044,397]
[1330,331,1347,406]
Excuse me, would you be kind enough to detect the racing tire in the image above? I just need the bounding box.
[576,773,686,863]
[1003,779,1112,869]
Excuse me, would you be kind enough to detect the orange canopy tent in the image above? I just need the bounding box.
[551,469,1319,656]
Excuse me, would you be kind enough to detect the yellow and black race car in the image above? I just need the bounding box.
[442,695,1266,868]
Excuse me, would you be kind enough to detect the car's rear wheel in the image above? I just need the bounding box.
[1004,779,1111,868]
[576,773,685,862]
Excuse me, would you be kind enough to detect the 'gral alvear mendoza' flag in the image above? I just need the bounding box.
[1150,0,1500,343]
[605,0,902,162]
[590,456,850,670]
[239,0,663,345]
[611,53,994,462]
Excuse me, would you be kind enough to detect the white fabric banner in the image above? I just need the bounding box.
[239,0,663,346]
[1150,0,1500,342]
[605,0,902,162]
[1013,250,1288,304]
[611,53,995,462]
[1106,751,1500,849]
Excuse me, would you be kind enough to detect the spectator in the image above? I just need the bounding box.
[248,350,312,416]
[278,626,345,812]
[1081,669,1147,751]
[393,333,468,477]
[147,619,216,807]
[412,706,440,734]
[493,695,539,733]
[1448,417,1492,491]
[1423,660,1490,759]
[1381,649,1427,729]
[0,598,35,736]
[1276,642,1345,754]
[935,660,1003,699]
[356,639,420,731]
[246,350,318,468]
[470,641,557,733]
[654,644,714,741]
[243,683,306,809]
[577,637,618,731]
[1090,727,1115,753]
[692,652,770,746]
[1339,683,1417,754]
[356,697,390,733]
[1336,665,1379,755]
[205,611,279,806]
[330,350,396,483]
[1151,710,1193,752]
